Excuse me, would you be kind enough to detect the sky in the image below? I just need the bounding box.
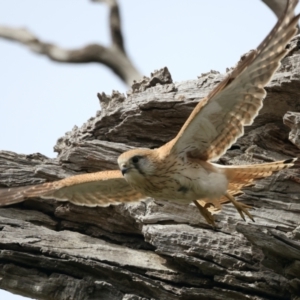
[0,1,299,299]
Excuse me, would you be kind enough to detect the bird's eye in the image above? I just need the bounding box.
[132,156,140,164]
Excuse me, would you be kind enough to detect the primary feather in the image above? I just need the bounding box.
[0,170,145,207]
[168,0,300,161]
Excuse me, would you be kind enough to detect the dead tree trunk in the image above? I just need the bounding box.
[0,36,300,300]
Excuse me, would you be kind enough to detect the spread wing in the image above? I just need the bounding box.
[0,170,146,207]
[168,0,300,161]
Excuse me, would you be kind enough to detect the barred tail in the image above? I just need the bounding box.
[221,158,297,196]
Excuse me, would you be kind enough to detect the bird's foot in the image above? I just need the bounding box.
[193,200,216,228]
[225,192,254,222]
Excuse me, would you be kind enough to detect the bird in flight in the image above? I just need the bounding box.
[0,0,299,227]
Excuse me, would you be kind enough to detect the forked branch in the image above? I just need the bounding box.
[0,0,141,86]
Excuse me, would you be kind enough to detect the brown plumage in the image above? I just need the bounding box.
[0,0,299,227]
[0,170,145,207]
[201,159,297,224]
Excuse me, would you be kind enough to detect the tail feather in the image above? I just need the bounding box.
[222,157,297,199]
[196,158,297,219]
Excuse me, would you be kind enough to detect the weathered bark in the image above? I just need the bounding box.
[0,37,300,300]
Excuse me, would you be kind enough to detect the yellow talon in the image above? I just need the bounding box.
[193,200,217,228]
[225,192,254,222]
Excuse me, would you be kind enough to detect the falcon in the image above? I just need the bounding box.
[0,0,299,227]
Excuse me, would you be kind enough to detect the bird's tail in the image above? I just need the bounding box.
[221,158,297,197]
[0,182,55,207]
[196,158,297,223]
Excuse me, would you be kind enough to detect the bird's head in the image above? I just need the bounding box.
[117,148,157,184]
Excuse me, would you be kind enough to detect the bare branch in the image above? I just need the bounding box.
[109,2,125,52]
[92,0,125,52]
[0,26,141,86]
[0,0,142,86]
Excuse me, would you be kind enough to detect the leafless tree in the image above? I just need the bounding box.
[1,1,297,88]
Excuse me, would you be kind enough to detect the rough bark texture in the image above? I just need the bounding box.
[0,36,300,300]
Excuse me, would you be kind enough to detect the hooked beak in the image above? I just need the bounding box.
[121,164,130,176]
[121,167,128,176]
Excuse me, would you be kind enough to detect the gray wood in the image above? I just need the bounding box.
[0,37,300,300]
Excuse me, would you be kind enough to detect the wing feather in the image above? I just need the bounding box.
[0,170,146,207]
[168,0,300,161]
